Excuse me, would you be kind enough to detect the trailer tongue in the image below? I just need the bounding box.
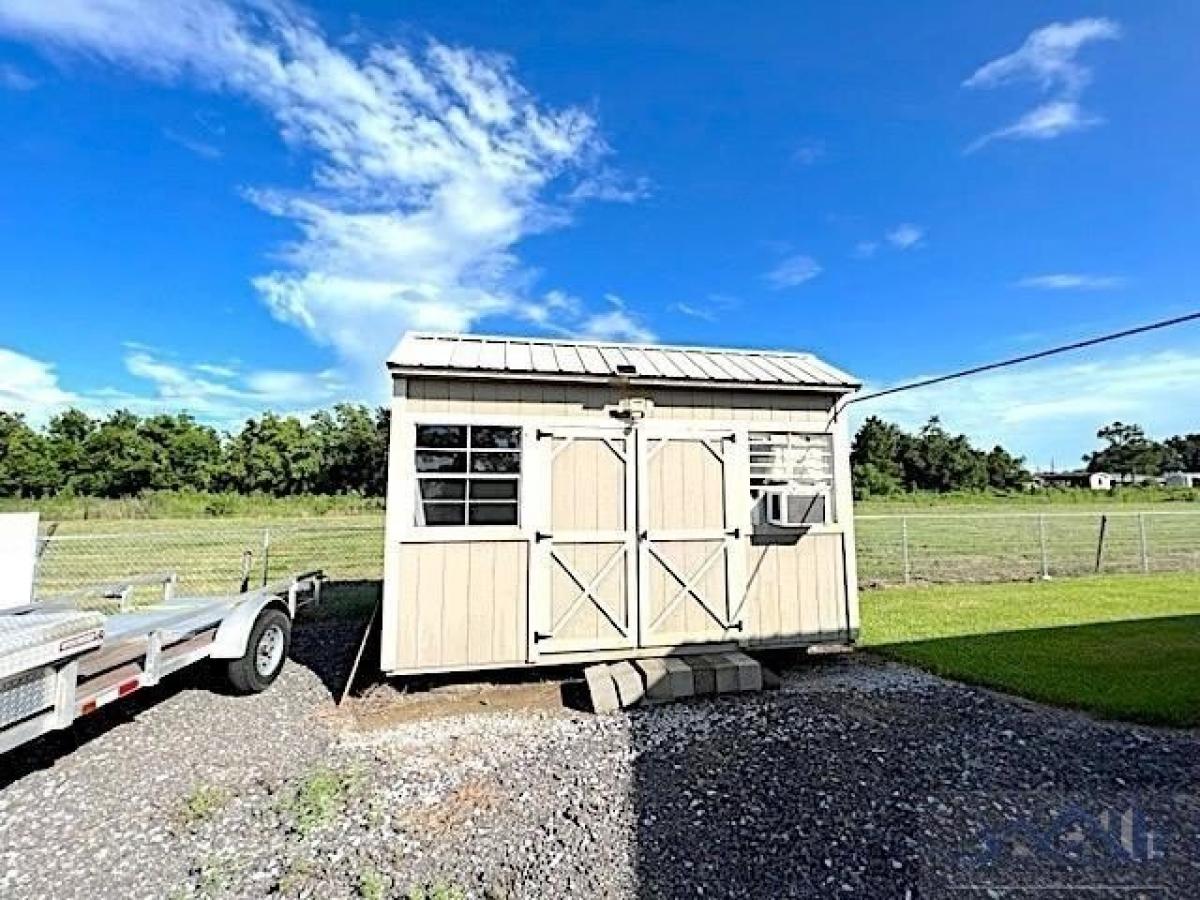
[0,515,324,756]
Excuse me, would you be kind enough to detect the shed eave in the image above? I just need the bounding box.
[385,364,860,393]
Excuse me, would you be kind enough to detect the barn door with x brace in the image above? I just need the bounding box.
[636,426,747,648]
[530,425,639,657]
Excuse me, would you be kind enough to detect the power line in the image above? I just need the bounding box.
[846,309,1200,406]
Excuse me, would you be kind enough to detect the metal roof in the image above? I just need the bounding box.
[387,332,860,391]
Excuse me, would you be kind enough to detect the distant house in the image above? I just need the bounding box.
[1035,470,1114,491]
[1163,471,1200,488]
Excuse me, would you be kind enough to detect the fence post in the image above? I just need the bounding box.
[1038,514,1049,579]
[1138,513,1149,573]
[261,527,271,587]
[901,516,911,585]
[1094,514,1108,574]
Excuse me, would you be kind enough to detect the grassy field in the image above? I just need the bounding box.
[861,574,1200,726]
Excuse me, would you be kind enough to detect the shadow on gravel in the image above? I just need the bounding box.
[1,580,376,787]
[626,653,1200,898]
[0,666,211,789]
[625,656,927,898]
[290,579,380,701]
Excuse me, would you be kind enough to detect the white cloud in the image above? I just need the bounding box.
[1016,273,1125,290]
[964,19,1121,94]
[885,223,924,249]
[113,348,346,424]
[0,343,349,427]
[857,347,1200,468]
[967,100,1101,153]
[671,293,738,323]
[575,295,655,342]
[163,128,222,159]
[0,348,77,420]
[765,254,821,289]
[566,169,652,203]
[0,0,642,389]
[964,18,1119,151]
[673,302,716,322]
[0,62,36,90]
[853,241,878,259]
[792,139,825,165]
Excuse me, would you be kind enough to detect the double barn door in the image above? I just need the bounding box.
[532,424,746,658]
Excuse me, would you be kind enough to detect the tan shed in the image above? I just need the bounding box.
[381,332,862,676]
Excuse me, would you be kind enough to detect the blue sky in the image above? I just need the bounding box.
[0,1,1197,468]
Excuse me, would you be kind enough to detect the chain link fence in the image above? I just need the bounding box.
[30,509,1200,598]
[34,517,385,599]
[857,510,1200,585]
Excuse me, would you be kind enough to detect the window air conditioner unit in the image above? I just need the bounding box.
[763,488,828,528]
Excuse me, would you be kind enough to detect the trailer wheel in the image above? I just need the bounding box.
[226,607,291,694]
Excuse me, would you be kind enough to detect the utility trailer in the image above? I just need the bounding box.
[0,569,324,755]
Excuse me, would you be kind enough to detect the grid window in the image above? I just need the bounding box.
[415,425,521,526]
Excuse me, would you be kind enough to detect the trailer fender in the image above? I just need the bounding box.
[210,596,288,660]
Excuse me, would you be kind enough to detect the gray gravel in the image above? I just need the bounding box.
[2,627,1198,899]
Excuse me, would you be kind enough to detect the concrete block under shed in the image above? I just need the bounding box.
[583,653,765,713]
[609,661,646,707]
[584,664,622,715]
[696,653,740,694]
[720,651,763,692]
[634,657,695,703]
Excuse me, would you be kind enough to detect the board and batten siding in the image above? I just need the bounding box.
[739,533,850,645]
[390,541,528,671]
[382,374,858,674]
[402,377,837,427]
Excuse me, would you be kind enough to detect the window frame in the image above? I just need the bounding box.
[747,430,837,526]
[413,423,524,528]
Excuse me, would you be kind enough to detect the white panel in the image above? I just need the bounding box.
[552,343,587,373]
[505,341,533,372]
[0,513,38,609]
[449,339,483,369]
[477,340,506,370]
[577,345,610,374]
[529,342,558,373]
[689,352,732,380]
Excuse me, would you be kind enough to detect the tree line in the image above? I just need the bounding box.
[851,416,1200,499]
[0,406,1196,500]
[0,406,389,499]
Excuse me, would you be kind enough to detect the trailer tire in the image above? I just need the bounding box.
[226,607,291,694]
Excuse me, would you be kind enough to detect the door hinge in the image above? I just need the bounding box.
[535,531,553,542]
[727,620,744,632]
[726,527,741,539]
[536,429,553,440]
[533,631,553,643]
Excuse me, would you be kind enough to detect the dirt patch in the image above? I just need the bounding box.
[335,679,571,730]
[401,775,505,836]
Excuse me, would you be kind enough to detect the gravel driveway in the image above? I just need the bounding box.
[2,621,1197,899]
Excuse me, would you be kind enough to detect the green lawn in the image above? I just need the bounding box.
[861,574,1200,726]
